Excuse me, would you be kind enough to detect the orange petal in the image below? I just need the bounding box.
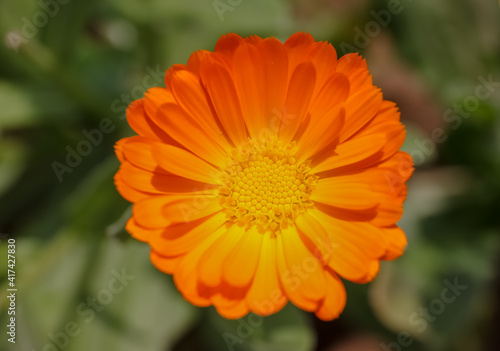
[215,298,249,320]
[312,133,386,173]
[200,56,248,146]
[114,138,127,163]
[279,225,326,303]
[276,233,317,312]
[164,65,187,91]
[311,178,379,211]
[296,106,345,161]
[299,41,338,98]
[231,43,269,139]
[284,32,316,74]
[335,53,372,91]
[186,49,212,75]
[257,38,289,128]
[163,196,222,226]
[380,226,408,260]
[295,212,335,264]
[173,225,227,306]
[310,209,385,282]
[149,212,227,256]
[121,136,166,171]
[246,233,287,316]
[118,161,215,195]
[361,260,380,282]
[328,239,373,282]
[316,166,408,226]
[170,69,232,151]
[143,87,176,115]
[222,226,264,287]
[132,196,173,228]
[210,282,249,317]
[132,194,220,229]
[244,35,264,46]
[341,86,382,142]
[114,170,151,203]
[371,193,405,226]
[127,96,177,144]
[151,143,220,184]
[145,93,227,167]
[378,152,414,183]
[360,100,402,132]
[308,73,350,121]
[198,224,245,287]
[349,101,406,165]
[314,268,346,321]
[150,250,182,275]
[279,62,316,144]
[332,165,405,195]
[125,217,162,242]
[314,208,387,259]
[215,33,244,56]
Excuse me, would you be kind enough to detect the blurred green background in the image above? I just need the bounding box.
[1,0,499,350]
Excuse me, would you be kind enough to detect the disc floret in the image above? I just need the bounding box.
[218,137,318,233]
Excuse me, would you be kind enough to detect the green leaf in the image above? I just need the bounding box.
[2,236,198,351]
[66,240,199,351]
[0,81,77,128]
[0,139,28,196]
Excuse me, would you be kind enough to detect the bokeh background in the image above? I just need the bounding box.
[1,0,499,350]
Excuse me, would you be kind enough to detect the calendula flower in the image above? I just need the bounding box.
[114,32,413,321]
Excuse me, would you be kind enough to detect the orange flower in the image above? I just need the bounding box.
[114,32,413,321]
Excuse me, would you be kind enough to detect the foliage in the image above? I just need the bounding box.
[0,0,499,350]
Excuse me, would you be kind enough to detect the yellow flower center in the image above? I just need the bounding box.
[218,137,318,233]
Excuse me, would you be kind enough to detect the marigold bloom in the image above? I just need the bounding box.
[114,32,413,321]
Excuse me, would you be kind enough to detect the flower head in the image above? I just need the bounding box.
[114,32,413,320]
